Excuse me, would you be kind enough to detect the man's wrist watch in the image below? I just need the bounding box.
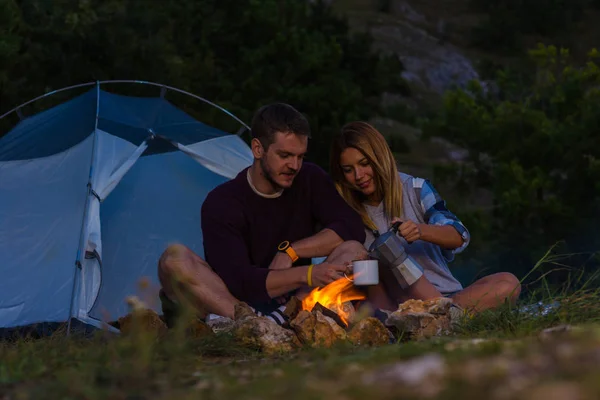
[278,240,299,262]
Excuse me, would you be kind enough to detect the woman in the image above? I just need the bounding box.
[329,121,521,314]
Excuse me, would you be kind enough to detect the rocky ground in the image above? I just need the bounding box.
[2,320,600,399]
[328,0,492,211]
[3,290,598,399]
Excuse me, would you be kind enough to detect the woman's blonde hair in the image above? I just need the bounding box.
[329,121,403,232]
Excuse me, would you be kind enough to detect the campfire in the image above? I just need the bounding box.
[300,276,366,327]
[259,276,391,349]
[115,276,457,354]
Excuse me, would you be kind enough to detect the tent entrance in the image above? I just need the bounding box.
[0,82,252,335]
[82,135,239,326]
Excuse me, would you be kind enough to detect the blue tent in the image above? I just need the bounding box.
[0,82,253,334]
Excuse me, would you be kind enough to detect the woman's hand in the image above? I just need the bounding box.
[391,217,422,243]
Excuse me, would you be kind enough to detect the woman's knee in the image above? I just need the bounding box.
[336,240,368,259]
[495,272,522,302]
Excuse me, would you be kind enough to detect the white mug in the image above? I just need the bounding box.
[347,259,379,286]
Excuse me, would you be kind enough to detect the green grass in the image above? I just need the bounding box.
[2,249,600,399]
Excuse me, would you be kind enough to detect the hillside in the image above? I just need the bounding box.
[329,0,600,206]
[326,0,486,202]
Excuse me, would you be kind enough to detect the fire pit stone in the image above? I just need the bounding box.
[348,317,391,346]
[290,309,347,348]
[231,302,302,354]
[385,297,454,340]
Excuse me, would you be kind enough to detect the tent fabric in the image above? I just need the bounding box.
[0,134,94,327]
[88,149,231,321]
[0,87,231,162]
[0,85,253,332]
[174,134,257,180]
[73,130,147,321]
[0,89,97,161]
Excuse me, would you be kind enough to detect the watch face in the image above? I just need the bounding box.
[278,241,290,251]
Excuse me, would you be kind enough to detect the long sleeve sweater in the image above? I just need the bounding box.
[200,162,365,308]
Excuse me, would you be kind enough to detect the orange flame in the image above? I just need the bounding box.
[301,276,366,326]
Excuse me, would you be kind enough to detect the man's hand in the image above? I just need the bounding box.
[309,262,349,287]
[392,217,422,243]
[269,251,293,270]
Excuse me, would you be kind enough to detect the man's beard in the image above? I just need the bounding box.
[259,157,284,191]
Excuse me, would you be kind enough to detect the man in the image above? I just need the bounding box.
[157,103,367,326]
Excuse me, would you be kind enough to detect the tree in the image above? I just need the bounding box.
[468,0,593,53]
[0,0,408,168]
[423,44,600,284]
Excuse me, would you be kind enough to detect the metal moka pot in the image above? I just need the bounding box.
[367,221,424,289]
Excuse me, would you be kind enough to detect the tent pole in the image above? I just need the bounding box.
[66,81,101,336]
[1,80,249,134]
[0,82,97,120]
[96,80,250,132]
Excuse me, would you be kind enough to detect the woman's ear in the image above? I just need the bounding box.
[251,138,264,159]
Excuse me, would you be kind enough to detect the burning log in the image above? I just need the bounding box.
[311,302,346,329]
[300,277,366,326]
[286,277,392,347]
[328,302,356,325]
[283,296,302,322]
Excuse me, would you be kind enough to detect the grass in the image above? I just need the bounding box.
[2,249,600,399]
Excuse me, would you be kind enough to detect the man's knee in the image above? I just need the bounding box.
[158,243,193,283]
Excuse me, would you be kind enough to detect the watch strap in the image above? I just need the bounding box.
[278,241,299,262]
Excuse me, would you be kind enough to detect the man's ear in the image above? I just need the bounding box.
[251,138,264,159]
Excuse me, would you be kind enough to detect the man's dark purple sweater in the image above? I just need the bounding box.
[200,162,365,310]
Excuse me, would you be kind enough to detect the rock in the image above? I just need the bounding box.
[366,9,481,96]
[165,309,215,338]
[539,324,573,341]
[348,317,391,346]
[290,310,346,348]
[289,310,315,344]
[233,316,301,354]
[396,297,453,314]
[527,381,586,400]
[118,308,168,338]
[201,303,302,353]
[362,353,446,397]
[443,338,493,351]
[230,302,303,353]
[206,316,235,334]
[315,311,347,345]
[389,1,426,23]
[385,297,453,340]
[386,311,451,340]
[185,319,214,338]
[234,302,257,321]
